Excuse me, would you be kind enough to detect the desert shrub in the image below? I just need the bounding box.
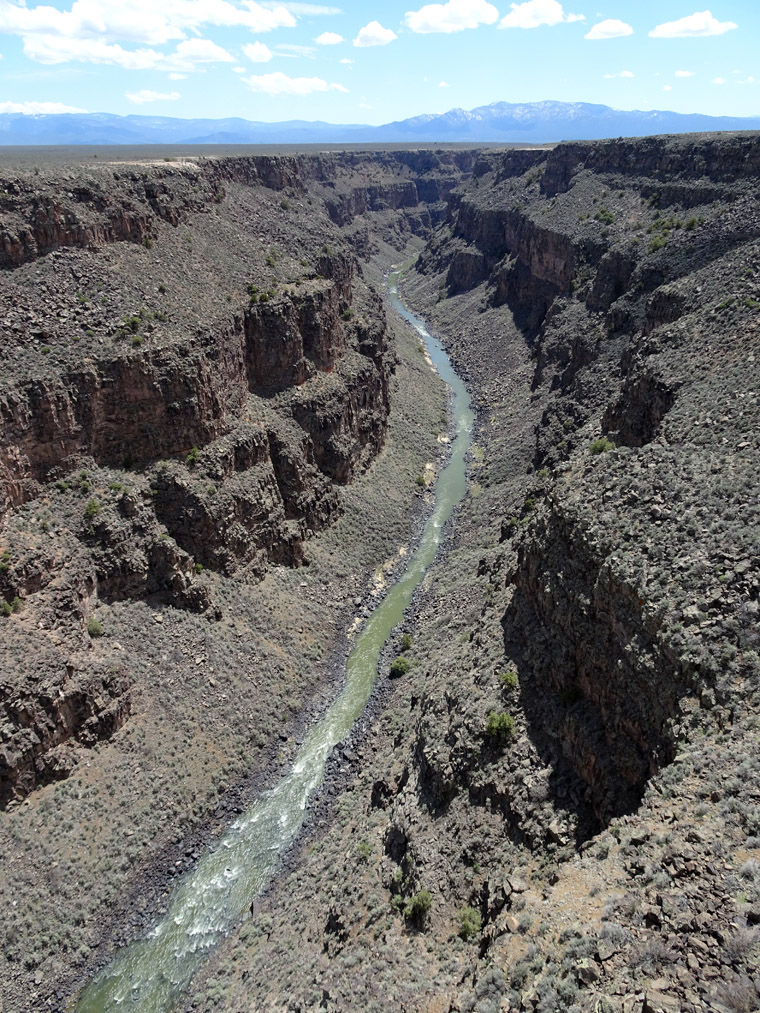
[400,633,412,652]
[186,447,200,466]
[458,905,482,940]
[485,710,515,744]
[84,499,101,520]
[589,436,616,455]
[404,890,431,925]
[722,927,759,963]
[356,841,372,862]
[500,670,518,691]
[713,979,760,1013]
[87,618,103,638]
[390,656,412,678]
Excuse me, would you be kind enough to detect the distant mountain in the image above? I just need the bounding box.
[2,101,760,146]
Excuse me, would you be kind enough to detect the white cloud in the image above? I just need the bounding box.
[315,31,343,44]
[0,100,88,113]
[20,35,234,70]
[499,0,584,29]
[739,76,755,85]
[713,77,725,84]
[339,57,354,64]
[603,70,634,78]
[675,69,695,77]
[650,10,737,38]
[663,84,672,91]
[243,71,348,94]
[277,43,316,57]
[405,0,499,34]
[439,80,449,87]
[0,0,297,46]
[233,65,245,72]
[585,19,633,39]
[169,72,186,79]
[353,20,397,46]
[264,2,340,12]
[126,88,180,103]
[162,38,235,71]
[243,41,273,62]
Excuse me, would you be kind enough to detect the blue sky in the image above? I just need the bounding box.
[0,1,757,123]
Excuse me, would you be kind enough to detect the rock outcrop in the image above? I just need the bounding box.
[194,133,760,1013]
[0,151,438,807]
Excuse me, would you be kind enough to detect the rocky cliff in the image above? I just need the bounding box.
[187,133,760,1013]
[0,149,469,810]
[3,134,759,1013]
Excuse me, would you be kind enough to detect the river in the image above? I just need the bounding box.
[74,268,474,1012]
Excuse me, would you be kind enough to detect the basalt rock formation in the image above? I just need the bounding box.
[2,135,760,1013]
[184,133,760,1013]
[0,150,472,811]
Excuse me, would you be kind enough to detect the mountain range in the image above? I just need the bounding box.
[2,100,760,146]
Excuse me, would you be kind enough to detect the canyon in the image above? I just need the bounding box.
[0,133,758,1013]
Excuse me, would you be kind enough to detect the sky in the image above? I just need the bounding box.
[0,0,758,124]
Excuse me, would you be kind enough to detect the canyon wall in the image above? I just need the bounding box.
[192,133,760,1013]
[0,149,469,806]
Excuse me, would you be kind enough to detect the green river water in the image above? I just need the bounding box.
[74,270,474,1012]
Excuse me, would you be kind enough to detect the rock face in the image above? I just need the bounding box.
[191,133,760,1013]
[0,660,131,806]
[417,133,760,821]
[5,135,760,1013]
[0,150,467,806]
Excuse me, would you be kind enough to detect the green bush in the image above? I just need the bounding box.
[400,633,413,652]
[84,499,101,520]
[500,670,518,691]
[485,710,515,744]
[404,890,432,925]
[87,618,103,638]
[390,656,412,678]
[458,905,482,940]
[589,436,616,455]
[186,447,200,466]
[356,841,371,862]
[1,601,12,618]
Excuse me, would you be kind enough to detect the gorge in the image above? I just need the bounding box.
[0,134,759,1013]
